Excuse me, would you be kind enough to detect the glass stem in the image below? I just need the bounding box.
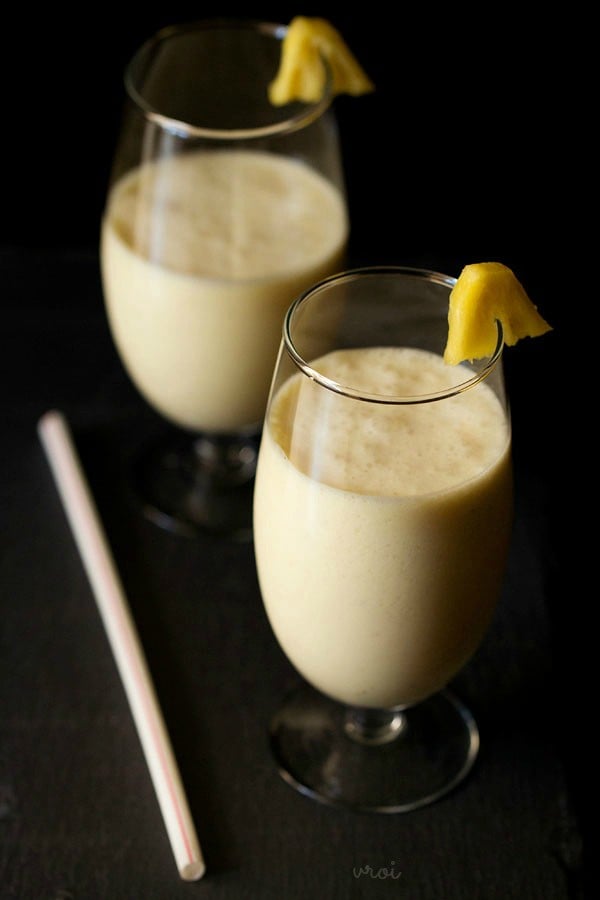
[344,706,407,746]
[192,434,257,485]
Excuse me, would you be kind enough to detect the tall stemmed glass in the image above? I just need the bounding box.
[254,267,513,812]
[100,19,348,538]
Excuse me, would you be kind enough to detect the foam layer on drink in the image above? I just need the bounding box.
[108,149,346,280]
[270,347,509,496]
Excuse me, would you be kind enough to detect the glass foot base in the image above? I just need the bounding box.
[269,683,479,813]
[132,430,259,540]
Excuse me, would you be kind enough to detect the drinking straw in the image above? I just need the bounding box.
[37,410,206,882]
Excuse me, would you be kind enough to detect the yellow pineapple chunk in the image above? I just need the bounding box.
[269,17,374,106]
[443,262,552,365]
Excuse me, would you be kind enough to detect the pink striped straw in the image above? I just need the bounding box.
[38,410,206,882]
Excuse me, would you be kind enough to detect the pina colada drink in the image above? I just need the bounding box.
[101,150,348,433]
[254,346,512,709]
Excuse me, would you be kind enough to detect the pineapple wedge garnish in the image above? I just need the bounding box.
[269,17,374,106]
[443,262,552,365]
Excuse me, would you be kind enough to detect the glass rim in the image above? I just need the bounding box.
[123,18,334,140]
[283,265,505,405]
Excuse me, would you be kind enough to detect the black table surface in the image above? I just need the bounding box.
[0,244,585,899]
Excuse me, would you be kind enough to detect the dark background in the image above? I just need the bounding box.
[2,2,587,893]
[3,3,571,284]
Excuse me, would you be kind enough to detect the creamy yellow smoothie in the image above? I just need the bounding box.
[254,347,513,709]
[100,150,348,433]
